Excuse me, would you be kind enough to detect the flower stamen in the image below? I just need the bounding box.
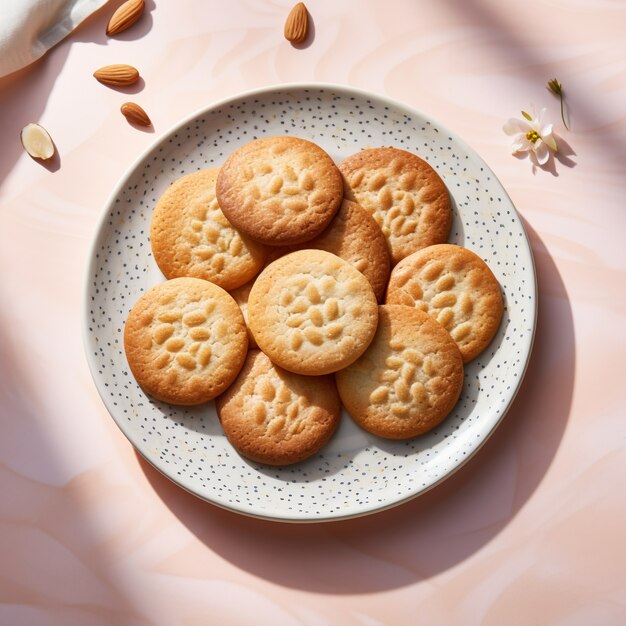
[525,130,540,144]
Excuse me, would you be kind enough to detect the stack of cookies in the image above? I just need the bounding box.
[124,136,503,465]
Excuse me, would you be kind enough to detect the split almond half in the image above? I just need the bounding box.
[93,64,140,86]
[21,123,55,160]
[121,102,151,126]
[284,2,308,43]
[106,0,145,36]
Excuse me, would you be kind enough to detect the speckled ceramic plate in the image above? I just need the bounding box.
[83,84,536,522]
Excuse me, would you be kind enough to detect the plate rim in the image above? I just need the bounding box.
[82,81,538,523]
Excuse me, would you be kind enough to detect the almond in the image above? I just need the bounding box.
[120,102,151,127]
[106,0,145,36]
[93,64,140,86]
[284,2,308,43]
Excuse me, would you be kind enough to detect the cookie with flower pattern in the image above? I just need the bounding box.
[216,350,341,465]
[150,168,266,291]
[124,277,248,405]
[248,249,378,375]
[335,305,464,439]
[338,147,451,264]
[216,136,343,246]
[386,244,503,362]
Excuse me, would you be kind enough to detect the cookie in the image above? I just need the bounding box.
[216,136,343,246]
[248,249,378,375]
[335,305,464,439]
[229,278,257,349]
[291,199,390,302]
[124,277,248,405]
[216,350,341,465]
[338,147,451,264]
[150,168,266,291]
[386,244,503,362]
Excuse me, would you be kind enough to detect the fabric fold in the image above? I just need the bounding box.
[0,0,110,78]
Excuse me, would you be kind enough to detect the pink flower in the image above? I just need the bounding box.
[503,108,558,165]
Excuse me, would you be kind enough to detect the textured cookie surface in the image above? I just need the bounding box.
[124,277,248,405]
[248,249,378,375]
[216,350,341,465]
[386,244,503,362]
[216,136,343,246]
[338,147,451,264]
[335,305,464,439]
[291,199,390,302]
[229,278,257,349]
[150,168,266,291]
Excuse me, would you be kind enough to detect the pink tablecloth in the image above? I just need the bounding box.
[1,1,625,624]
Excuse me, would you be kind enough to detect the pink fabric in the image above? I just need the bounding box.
[1,1,625,624]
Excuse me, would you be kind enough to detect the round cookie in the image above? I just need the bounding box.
[335,305,464,440]
[216,136,343,246]
[291,199,390,302]
[386,244,503,362]
[124,277,248,405]
[248,249,378,375]
[216,350,341,465]
[150,168,266,291]
[338,147,451,265]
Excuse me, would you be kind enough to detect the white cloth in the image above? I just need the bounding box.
[0,0,110,78]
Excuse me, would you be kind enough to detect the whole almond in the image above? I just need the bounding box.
[93,64,140,86]
[284,2,308,43]
[121,102,151,127]
[106,0,145,36]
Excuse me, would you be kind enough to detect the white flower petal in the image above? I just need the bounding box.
[535,140,550,165]
[541,123,553,137]
[503,118,530,135]
[537,107,547,124]
[542,133,558,152]
[511,138,531,153]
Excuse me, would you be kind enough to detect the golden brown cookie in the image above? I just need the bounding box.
[124,277,248,405]
[291,199,390,302]
[216,350,341,465]
[386,244,503,362]
[335,305,464,439]
[338,147,451,264]
[229,278,257,349]
[216,136,343,246]
[150,168,266,291]
[248,249,378,375]
[335,304,463,439]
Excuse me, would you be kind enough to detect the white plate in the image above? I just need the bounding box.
[83,84,536,522]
